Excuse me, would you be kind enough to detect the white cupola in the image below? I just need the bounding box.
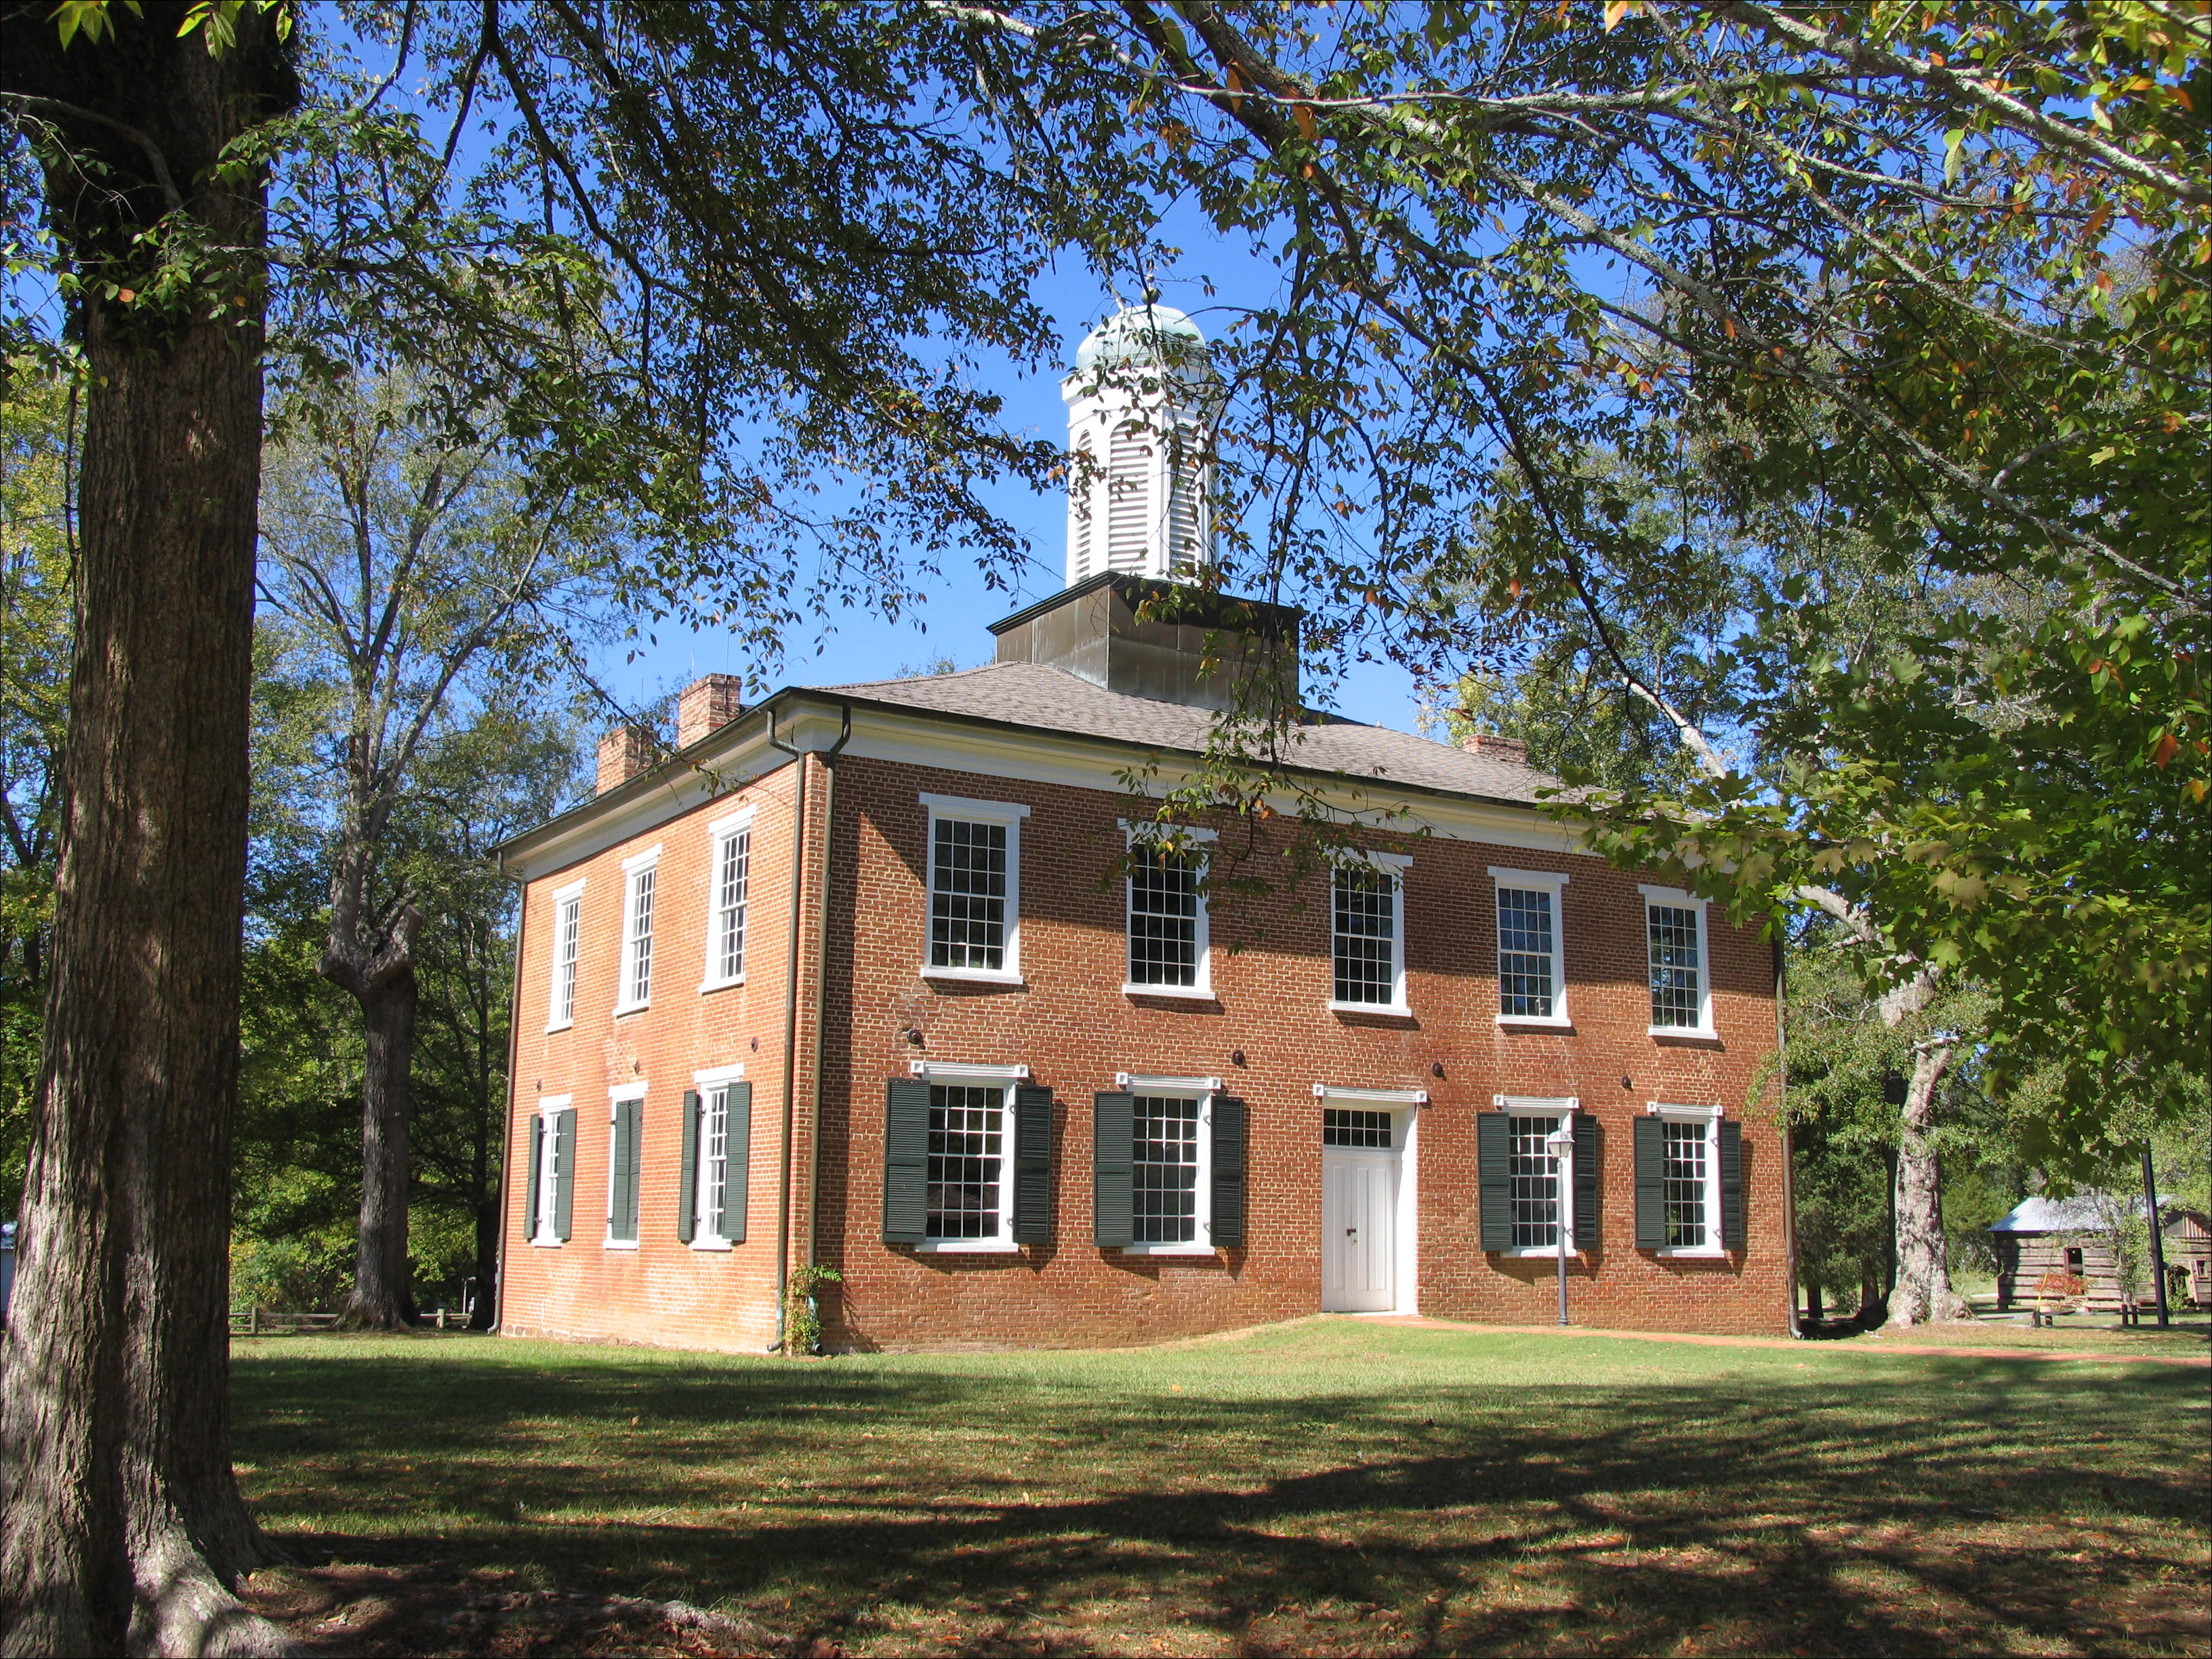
[1063,302,1223,588]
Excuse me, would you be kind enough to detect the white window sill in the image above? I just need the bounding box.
[920,966,1026,986]
[1331,1000,1413,1017]
[613,1000,651,1018]
[689,1236,733,1253]
[1497,1012,1572,1029]
[545,1018,574,1035]
[1118,1240,1215,1256]
[1657,1245,1727,1260]
[1122,981,1216,1000]
[1650,1025,1719,1040]
[529,1235,562,1248]
[913,1238,1020,1254]
[604,1238,638,1252]
[698,975,746,994]
[1504,1244,1578,1258]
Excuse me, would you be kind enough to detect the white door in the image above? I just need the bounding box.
[1322,1150,1398,1312]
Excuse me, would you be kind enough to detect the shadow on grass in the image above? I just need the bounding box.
[234,1336,2211,1656]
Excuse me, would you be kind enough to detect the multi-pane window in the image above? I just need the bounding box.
[1497,888,1555,1019]
[1332,865,1399,1006]
[621,862,656,1008]
[1132,1096,1203,1244]
[926,1084,1006,1241]
[930,819,1008,972]
[1663,1119,1708,1249]
[1647,901,1704,1029]
[710,828,750,984]
[1322,1109,1393,1149]
[697,1084,733,1240]
[1128,844,1203,988]
[534,1112,562,1243]
[1510,1114,1563,1249]
[550,890,581,1027]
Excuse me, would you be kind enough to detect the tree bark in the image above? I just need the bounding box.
[1886,1040,1971,1326]
[335,968,419,1330]
[0,10,297,1654]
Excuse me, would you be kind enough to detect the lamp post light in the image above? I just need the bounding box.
[1547,1123,1576,1327]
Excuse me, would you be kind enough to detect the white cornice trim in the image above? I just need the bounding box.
[504,694,1589,884]
[1314,1084,1429,1105]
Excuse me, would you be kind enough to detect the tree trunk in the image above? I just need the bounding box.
[1887,1040,1971,1326]
[337,970,419,1330]
[0,13,296,1654]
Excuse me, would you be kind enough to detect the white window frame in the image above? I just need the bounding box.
[1650,1100,1725,1258]
[689,1063,747,1252]
[910,1060,1028,1254]
[919,794,1029,986]
[1490,867,1570,1027]
[531,1095,570,1247]
[699,808,756,994]
[1496,1093,1580,1258]
[1117,1071,1225,1256]
[605,1083,645,1250]
[1121,822,1216,998]
[613,844,662,1015]
[1639,884,1716,1038]
[546,878,585,1033]
[1328,850,1412,1015]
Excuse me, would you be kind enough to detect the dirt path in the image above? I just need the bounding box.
[1355,1314,2212,1368]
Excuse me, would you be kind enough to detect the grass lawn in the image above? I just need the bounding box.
[231,1318,2211,1656]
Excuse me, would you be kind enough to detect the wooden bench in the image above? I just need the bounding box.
[2029,1270,2085,1327]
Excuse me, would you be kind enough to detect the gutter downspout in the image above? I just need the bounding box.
[491,858,531,1334]
[805,705,853,1286]
[766,699,851,1352]
[1776,932,1801,1339]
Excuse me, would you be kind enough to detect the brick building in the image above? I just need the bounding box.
[493,306,1790,1351]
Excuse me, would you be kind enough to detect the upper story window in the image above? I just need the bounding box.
[616,845,661,1014]
[547,880,584,1031]
[1124,824,1215,997]
[701,809,753,991]
[921,794,1028,983]
[1640,885,1714,1036]
[1330,853,1411,1012]
[1490,867,1568,1026]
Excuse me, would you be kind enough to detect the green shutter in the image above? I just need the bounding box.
[1633,1115,1666,1250]
[1092,1091,1134,1248]
[1477,1110,1513,1252]
[626,1099,644,1239]
[1210,1094,1246,1248]
[677,1089,700,1244]
[1572,1114,1600,1253]
[552,1106,577,1242]
[1011,1084,1054,1244]
[1719,1118,1744,1251]
[609,1101,639,1244]
[720,1082,752,1244]
[883,1078,931,1244]
[525,1111,544,1240]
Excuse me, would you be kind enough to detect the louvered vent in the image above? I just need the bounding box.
[1107,422,1152,571]
[1166,424,1202,574]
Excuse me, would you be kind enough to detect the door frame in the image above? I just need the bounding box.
[1315,1087,1423,1315]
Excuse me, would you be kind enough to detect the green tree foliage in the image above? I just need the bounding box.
[0,361,71,1223]
[958,3,2208,1164]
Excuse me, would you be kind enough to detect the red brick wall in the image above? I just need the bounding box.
[813,754,1787,1348]
[498,760,811,1353]
[501,748,1789,1353]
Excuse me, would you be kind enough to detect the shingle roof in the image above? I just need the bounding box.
[1988,1194,2136,1233]
[821,660,1558,806]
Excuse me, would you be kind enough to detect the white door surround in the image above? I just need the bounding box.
[1316,1088,1421,1315]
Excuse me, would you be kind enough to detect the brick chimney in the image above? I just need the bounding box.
[1460,731,1530,764]
[676,673,743,749]
[596,724,654,795]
